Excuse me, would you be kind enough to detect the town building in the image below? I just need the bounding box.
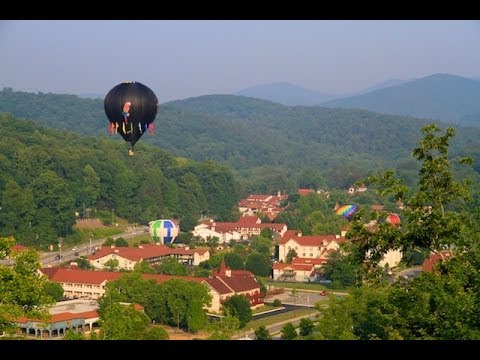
[193,216,287,244]
[238,192,287,221]
[87,244,210,270]
[40,262,262,314]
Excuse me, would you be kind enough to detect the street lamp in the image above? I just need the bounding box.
[58,238,63,262]
[176,308,180,331]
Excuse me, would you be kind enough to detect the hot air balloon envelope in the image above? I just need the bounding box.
[386,213,401,226]
[104,81,159,154]
[149,219,179,245]
[335,204,358,219]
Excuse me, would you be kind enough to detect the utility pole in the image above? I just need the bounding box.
[58,238,62,262]
[112,208,115,226]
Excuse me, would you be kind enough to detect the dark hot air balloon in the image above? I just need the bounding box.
[104,81,159,156]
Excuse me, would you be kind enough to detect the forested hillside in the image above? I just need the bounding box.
[0,113,239,248]
[322,74,480,126]
[2,88,480,194]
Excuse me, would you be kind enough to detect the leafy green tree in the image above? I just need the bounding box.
[99,302,151,340]
[207,313,240,340]
[322,251,361,289]
[82,164,101,210]
[245,252,271,276]
[75,257,94,270]
[63,329,85,340]
[224,252,244,270]
[155,257,187,276]
[199,252,224,270]
[313,124,480,340]
[348,124,473,273]
[114,237,129,247]
[43,281,64,302]
[145,279,211,332]
[299,318,315,337]
[143,326,169,340]
[222,294,252,328]
[280,323,297,340]
[254,325,272,340]
[0,180,34,241]
[0,236,53,334]
[285,249,297,263]
[104,258,119,271]
[313,295,358,340]
[250,236,272,259]
[272,299,282,307]
[31,170,75,238]
[103,238,114,246]
[133,261,155,274]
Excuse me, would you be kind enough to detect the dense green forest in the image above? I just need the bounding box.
[0,113,239,249]
[2,88,480,194]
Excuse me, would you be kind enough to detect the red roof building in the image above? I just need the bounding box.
[87,244,210,270]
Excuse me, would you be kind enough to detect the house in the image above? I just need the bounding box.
[87,244,210,270]
[14,299,144,339]
[298,188,314,196]
[238,192,288,220]
[422,251,452,272]
[348,183,367,195]
[15,299,101,338]
[277,230,345,263]
[193,217,287,244]
[273,257,327,282]
[206,259,263,312]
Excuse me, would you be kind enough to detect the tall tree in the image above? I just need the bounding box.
[81,164,101,211]
[0,236,53,334]
[222,294,252,328]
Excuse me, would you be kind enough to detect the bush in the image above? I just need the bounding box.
[273,299,282,307]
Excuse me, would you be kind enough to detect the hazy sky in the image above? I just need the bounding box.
[1,20,479,103]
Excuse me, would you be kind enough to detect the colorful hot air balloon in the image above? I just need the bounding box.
[385,213,401,226]
[104,81,159,156]
[335,204,358,219]
[149,219,179,245]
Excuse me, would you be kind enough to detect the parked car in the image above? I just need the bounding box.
[319,290,329,296]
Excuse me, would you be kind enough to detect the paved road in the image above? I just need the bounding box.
[40,226,149,266]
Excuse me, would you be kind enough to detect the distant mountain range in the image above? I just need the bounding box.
[236,82,339,106]
[322,74,480,125]
[236,78,412,106]
[237,74,480,126]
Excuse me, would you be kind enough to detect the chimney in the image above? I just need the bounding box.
[185,246,189,250]
[296,232,302,237]
[114,249,119,253]
[335,234,340,239]
[341,230,347,237]
[156,242,160,246]
[110,245,115,249]
[138,245,143,249]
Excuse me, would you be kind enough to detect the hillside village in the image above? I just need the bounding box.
[1,185,418,339]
